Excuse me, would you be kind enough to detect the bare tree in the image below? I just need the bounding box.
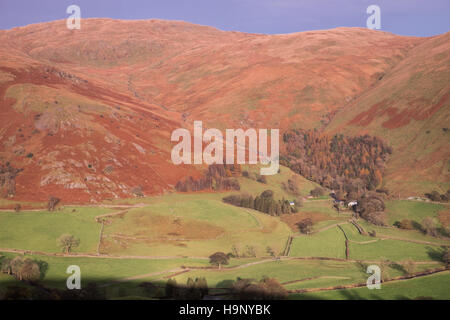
[402,259,416,276]
[58,234,80,254]
[48,196,60,211]
[422,217,438,237]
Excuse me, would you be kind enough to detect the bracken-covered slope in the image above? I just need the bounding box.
[325,32,450,196]
[0,18,447,202]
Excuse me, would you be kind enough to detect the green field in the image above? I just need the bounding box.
[101,196,291,257]
[0,206,113,253]
[348,239,444,262]
[385,200,445,226]
[289,227,347,259]
[0,166,448,300]
[292,271,450,300]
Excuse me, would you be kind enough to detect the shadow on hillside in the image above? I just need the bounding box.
[0,276,434,301]
[426,246,446,262]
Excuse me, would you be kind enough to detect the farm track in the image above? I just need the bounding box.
[243,209,263,229]
[376,234,450,246]
[281,276,351,285]
[0,247,209,260]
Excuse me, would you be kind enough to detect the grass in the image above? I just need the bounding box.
[0,252,209,290]
[289,227,347,259]
[291,271,450,300]
[101,196,291,257]
[348,239,444,262]
[340,223,373,242]
[171,259,367,289]
[385,200,444,226]
[358,220,450,245]
[238,164,318,199]
[300,200,338,217]
[0,206,113,254]
[1,165,448,300]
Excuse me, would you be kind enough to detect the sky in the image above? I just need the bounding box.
[0,0,449,37]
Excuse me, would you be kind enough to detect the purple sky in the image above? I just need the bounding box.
[0,0,449,36]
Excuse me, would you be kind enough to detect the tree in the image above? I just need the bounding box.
[257,175,267,184]
[402,259,416,276]
[425,191,441,202]
[10,256,25,279]
[8,256,41,282]
[14,204,21,213]
[245,245,256,257]
[297,218,313,234]
[58,234,80,254]
[356,193,386,225]
[79,283,105,300]
[184,277,208,300]
[1,257,12,274]
[231,244,240,258]
[231,277,287,300]
[47,196,60,211]
[310,187,324,198]
[364,211,387,226]
[395,219,413,230]
[165,278,178,298]
[209,252,229,269]
[442,249,450,265]
[261,190,274,198]
[421,217,438,237]
[266,246,275,257]
[378,258,391,282]
[286,176,301,195]
[20,259,41,281]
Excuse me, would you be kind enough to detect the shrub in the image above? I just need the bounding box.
[421,217,438,237]
[310,187,325,198]
[442,249,450,265]
[257,175,267,184]
[394,219,413,230]
[364,211,387,226]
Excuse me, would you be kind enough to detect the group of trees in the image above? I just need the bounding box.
[297,218,314,234]
[425,190,450,202]
[353,192,387,226]
[310,187,326,198]
[1,256,44,282]
[231,244,258,258]
[243,170,267,184]
[175,164,241,192]
[231,276,287,300]
[394,217,445,238]
[281,175,303,198]
[281,129,391,193]
[165,277,209,300]
[223,190,298,216]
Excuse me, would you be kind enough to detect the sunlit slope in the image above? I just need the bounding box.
[325,32,450,196]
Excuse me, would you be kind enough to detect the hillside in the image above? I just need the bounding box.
[325,32,450,196]
[0,18,448,202]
